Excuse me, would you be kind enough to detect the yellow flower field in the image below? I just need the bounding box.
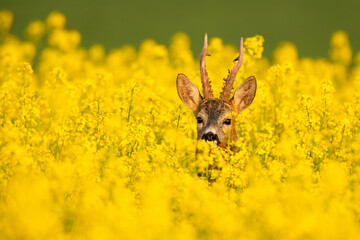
[1,10,360,239]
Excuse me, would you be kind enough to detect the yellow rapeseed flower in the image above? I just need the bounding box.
[0,12,360,239]
[25,20,46,42]
[0,9,13,32]
[46,11,66,30]
[273,41,298,65]
[244,35,264,59]
[329,30,352,66]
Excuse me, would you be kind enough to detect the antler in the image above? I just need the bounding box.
[200,33,214,99]
[220,37,244,100]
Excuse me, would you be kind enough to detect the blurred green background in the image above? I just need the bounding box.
[1,0,359,59]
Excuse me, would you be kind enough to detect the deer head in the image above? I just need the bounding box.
[177,34,257,151]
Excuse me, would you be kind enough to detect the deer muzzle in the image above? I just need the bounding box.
[202,132,220,144]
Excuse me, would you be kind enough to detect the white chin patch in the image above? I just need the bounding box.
[211,140,218,149]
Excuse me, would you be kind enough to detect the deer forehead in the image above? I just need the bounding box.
[197,99,233,120]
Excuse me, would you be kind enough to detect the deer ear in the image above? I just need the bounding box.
[231,76,257,113]
[177,74,202,112]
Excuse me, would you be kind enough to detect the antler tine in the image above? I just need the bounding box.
[200,33,214,99]
[220,37,244,100]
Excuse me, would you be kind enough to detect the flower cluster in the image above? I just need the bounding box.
[0,10,360,239]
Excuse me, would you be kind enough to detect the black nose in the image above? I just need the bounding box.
[202,132,219,142]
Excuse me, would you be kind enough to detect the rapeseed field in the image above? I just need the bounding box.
[1,10,360,239]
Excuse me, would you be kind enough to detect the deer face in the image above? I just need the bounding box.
[196,99,233,146]
[177,73,256,148]
[176,34,257,150]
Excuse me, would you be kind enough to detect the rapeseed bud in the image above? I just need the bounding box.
[25,20,46,42]
[0,10,360,240]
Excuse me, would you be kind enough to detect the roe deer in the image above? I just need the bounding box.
[176,33,257,153]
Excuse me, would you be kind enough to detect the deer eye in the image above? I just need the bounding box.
[196,117,203,124]
[223,119,231,125]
